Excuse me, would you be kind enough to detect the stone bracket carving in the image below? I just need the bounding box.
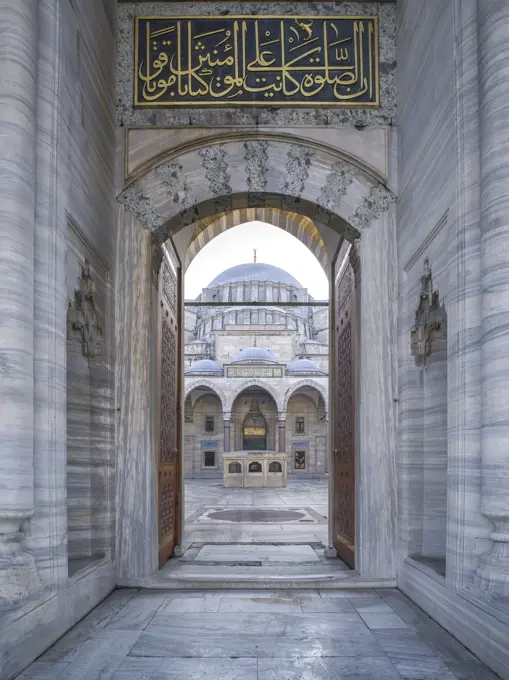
[410,259,446,364]
[67,260,104,359]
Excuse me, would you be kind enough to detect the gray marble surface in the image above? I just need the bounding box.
[19,587,500,680]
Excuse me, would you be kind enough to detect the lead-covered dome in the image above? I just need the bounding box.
[208,263,302,289]
[286,358,322,373]
[232,347,278,364]
[186,359,224,375]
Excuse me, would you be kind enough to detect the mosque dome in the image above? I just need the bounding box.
[286,358,322,373]
[208,263,302,289]
[232,347,278,363]
[186,359,223,374]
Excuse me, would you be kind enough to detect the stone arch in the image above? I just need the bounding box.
[283,380,329,416]
[185,207,327,272]
[227,379,283,414]
[184,380,228,413]
[118,137,394,251]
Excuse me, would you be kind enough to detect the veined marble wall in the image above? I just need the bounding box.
[0,0,118,678]
[397,2,509,678]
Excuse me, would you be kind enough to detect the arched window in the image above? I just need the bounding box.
[248,461,262,473]
[269,461,282,473]
[228,462,242,473]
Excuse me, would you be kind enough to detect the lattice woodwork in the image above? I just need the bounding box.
[160,318,177,465]
[333,264,356,567]
[158,254,180,567]
[158,469,175,540]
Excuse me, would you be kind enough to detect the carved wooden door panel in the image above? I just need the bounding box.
[332,250,359,568]
[158,252,181,567]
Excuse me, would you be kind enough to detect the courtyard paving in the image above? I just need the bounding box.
[19,588,500,679]
[183,477,330,558]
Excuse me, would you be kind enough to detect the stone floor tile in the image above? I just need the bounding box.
[392,658,459,680]
[151,658,258,679]
[58,631,141,680]
[257,657,402,679]
[318,589,379,598]
[39,589,136,663]
[159,594,222,613]
[373,630,436,659]
[131,612,385,658]
[15,662,70,679]
[218,593,304,612]
[299,591,356,612]
[110,657,164,680]
[193,544,320,564]
[358,612,409,630]
[351,600,394,613]
[105,594,167,630]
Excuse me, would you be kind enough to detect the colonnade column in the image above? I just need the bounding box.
[475,2,509,597]
[278,415,286,453]
[0,0,39,601]
[223,413,231,453]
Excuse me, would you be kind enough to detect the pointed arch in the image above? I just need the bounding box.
[226,379,283,414]
[283,380,328,416]
[184,380,227,412]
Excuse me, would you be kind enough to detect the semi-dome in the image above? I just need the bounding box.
[232,347,278,363]
[208,263,302,289]
[286,358,322,373]
[186,359,223,374]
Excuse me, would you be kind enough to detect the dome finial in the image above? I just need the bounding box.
[253,248,257,263]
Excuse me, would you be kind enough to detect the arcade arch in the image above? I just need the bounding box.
[115,133,397,581]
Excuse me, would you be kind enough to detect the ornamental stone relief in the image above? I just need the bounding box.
[283,145,314,196]
[119,184,163,230]
[318,160,355,210]
[156,160,191,211]
[244,141,269,193]
[410,259,447,364]
[67,260,104,359]
[199,145,232,197]
[349,184,394,231]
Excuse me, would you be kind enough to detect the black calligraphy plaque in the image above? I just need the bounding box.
[134,16,379,107]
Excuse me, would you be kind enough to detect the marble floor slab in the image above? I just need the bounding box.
[193,544,320,564]
[21,588,501,680]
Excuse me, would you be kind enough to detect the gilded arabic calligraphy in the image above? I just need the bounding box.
[135,16,379,107]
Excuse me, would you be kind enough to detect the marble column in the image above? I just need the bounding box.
[0,0,40,602]
[278,416,286,453]
[475,2,509,597]
[223,416,231,453]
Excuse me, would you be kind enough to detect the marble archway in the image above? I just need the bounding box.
[115,133,397,583]
[184,207,327,272]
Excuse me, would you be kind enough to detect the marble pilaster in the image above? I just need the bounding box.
[0,0,39,603]
[278,416,287,453]
[223,416,231,453]
[475,2,509,597]
[23,0,68,587]
[358,206,397,579]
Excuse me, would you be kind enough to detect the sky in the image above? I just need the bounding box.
[184,221,329,300]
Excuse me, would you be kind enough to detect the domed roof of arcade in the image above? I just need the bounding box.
[208,262,302,289]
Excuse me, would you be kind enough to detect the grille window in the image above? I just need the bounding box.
[204,451,216,467]
[205,416,215,433]
[295,417,305,434]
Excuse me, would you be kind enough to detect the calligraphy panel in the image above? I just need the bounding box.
[135,16,379,107]
[226,366,283,378]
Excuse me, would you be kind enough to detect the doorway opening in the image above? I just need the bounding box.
[175,220,351,574]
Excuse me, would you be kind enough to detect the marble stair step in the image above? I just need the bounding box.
[117,562,397,590]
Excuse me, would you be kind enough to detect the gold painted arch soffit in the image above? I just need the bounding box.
[186,207,327,271]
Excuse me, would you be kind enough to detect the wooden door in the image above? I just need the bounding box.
[332,247,359,568]
[158,248,181,567]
